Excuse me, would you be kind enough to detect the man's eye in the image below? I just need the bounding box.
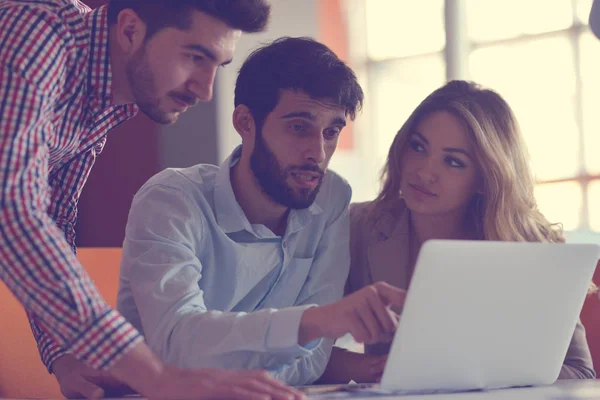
[290,123,306,132]
[187,54,204,63]
[324,128,341,140]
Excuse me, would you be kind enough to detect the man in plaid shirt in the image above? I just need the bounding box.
[0,0,304,399]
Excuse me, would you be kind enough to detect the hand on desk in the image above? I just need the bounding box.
[52,354,132,399]
[319,347,388,384]
[109,342,305,400]
[53,344,304,400]
[299,282,405,345]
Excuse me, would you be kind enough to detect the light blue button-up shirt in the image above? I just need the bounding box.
[117,147,351,385]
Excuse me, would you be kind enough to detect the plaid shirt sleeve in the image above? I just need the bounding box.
[0,4,143,370]
[29,140,108,372]
[29,313,70,372]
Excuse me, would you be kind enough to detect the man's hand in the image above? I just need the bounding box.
[150,366,305,400]
[52,354,132,399]
[335,351,387,384]
[318,347,387,384]
[299,282,406,345]
[109,342,305,400]
[364,353,388,383]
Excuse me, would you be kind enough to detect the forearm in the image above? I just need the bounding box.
[0,211,143,369]
[144,305,317,369]
[148,308,331,385]
[559,360,596,379]
[558,364,596,379]
[270,339,334,386]
[108,342,165,397]
[558,320,596,379]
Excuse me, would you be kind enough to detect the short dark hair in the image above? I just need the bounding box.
[234,37,364,128]
[107,0,270,38]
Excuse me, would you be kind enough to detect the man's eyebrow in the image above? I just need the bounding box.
[331,117,347,127]
[280,113,347,126]
[183,44,233,65]
[281,112,316,120]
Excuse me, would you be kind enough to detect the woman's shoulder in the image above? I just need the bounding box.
[350,200,407,223]
[349,201,374,222]
[349,200,408,238]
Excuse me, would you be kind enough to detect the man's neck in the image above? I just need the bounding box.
[108,27,133,105]
[230,160,289,236]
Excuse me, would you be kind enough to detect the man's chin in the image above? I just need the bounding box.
[286,191,319,209]
[141,109,180,125]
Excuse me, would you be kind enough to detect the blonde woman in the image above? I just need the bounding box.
[320,80,595,383]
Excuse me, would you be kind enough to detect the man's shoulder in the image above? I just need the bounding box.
[321,169,352,199]
[313,169,352,216]
[138,164,220,197]
[0,0,86,80]
[0,0,86,27]
[1,0,85,11]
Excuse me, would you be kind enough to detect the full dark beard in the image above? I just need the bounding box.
[250,130,323,209]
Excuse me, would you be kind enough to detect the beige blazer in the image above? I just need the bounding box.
[346,201,595,379]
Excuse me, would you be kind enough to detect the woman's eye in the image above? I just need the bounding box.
[409,140,425,152]
[446,157,466,168]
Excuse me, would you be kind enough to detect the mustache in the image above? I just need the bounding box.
[288,164,325,177]
[170,91,199,107]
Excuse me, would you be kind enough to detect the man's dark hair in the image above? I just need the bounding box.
[234,37,364,129]
[107,0,270,38]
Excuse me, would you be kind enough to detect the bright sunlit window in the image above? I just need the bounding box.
[344,0,600,241]
[364,0,447,180]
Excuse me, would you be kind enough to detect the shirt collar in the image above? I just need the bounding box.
[83,5,118,113]
[214,146,323,235]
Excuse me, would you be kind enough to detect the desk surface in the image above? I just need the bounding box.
[1,380,599,400]
[304,380,600,399]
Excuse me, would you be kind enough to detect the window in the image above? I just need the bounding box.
[343,0,600,242]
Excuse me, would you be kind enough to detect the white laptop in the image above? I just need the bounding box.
[378,240,600,394]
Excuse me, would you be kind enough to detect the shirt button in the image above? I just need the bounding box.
[282,241,287,248]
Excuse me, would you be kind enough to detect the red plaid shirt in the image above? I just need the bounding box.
[0,0,143,370]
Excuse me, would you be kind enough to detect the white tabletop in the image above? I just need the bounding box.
[302,380,600,399]
[1,380,598,400]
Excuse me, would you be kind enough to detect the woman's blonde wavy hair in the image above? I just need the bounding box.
[373,80,564,243]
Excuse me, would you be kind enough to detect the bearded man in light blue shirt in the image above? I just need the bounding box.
[117,37,406,386]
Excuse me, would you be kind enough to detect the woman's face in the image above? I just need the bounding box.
[399,110,481,217]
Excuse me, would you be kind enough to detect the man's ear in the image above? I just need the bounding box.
[233,105,257,141]
[115,8,148,55]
